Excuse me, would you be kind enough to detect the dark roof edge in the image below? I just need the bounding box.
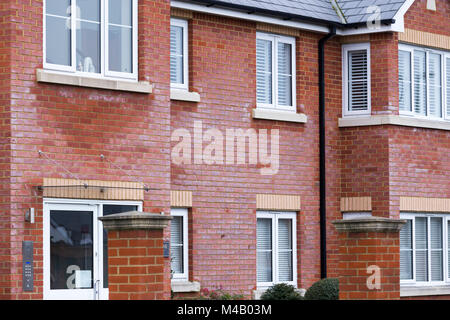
[186,0,396,30]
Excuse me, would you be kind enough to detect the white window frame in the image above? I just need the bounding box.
[400,212,450,287]
[170,208,189,282]
[256,32,296,112]
[170,18,189,91]
[399,43,450,121]
[43,0,138,81]
[256,211,297,289]
[342,43,372,117]
[43,198,142,300]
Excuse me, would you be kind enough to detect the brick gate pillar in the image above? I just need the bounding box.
[332,217,406,300]
[99,211,172,300]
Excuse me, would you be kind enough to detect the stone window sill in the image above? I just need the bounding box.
[170,88,201,102]
[36,69,153,94]
[339,115,450,131]
[171,280,201,293]
[400,285,450,297]
[252,108,307,123]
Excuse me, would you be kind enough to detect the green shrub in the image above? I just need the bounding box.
[260,283,303,300]
[304,278,339,300]
[200,287,245,300]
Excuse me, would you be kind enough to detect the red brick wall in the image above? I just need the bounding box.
[404,0,450,37]
[1,0,172,299]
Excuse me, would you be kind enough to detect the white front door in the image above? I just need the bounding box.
[43,200,141,300]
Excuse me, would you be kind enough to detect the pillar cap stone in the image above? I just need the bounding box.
[99,211,172,230]
[332,217,406,233]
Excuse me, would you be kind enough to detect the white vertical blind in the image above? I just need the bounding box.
[400,220,413,280]
[348,50,369,112]
[256,39,273,105]
[414,50,427,116]
[257,218,273,283]
[430,217,443,281]
[448,220,450,278]
[170,25,184,84]
[277,42,292,107]
[446,57,450,118]
[428,53,442,118]
[277,219,293,282]
[415,217,428,282]
[399,50,412,112]
[170,216,184,274]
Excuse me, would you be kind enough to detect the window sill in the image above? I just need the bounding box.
[170,89,201,102]
[36,69,153,94]
[171,280,201,293]
[400,285,450,297]
[339,115,450,131]
[252,108,307,123]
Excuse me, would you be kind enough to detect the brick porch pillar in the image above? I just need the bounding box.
[332,217,406,300]
[99,211,172,300]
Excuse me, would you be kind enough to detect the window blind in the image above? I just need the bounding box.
[430,217,443,281]
[415,217,428,282]
[399,50,412,112]
[348,50,369,112]
[414,50,427,116]
[277,42,292,107]
[446,57,450,118]
[277,219,293,282]
[428,53,442,118]
[256,39,273,105]
[257,218,273,283]
[170,216,184,274]
[400,220,413,280]
[170,25,184,84]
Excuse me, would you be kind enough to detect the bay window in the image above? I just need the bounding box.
[399,44,450,120]
[400,213,450,285]
[44,0,137,80]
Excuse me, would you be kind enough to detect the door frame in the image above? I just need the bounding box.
[43,198,142,300]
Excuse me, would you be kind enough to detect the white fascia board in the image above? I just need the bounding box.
[171,0,330,34]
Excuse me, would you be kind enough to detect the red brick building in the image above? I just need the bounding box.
[0,0,449,300]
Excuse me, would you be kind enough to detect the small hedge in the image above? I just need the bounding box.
[304,278,339,300]
[260,283,303,300]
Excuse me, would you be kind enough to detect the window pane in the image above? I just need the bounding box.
[77,0,100,22]
[102,204,138,288]
[108,25,133,73]
[76,21,101,73]
[256,39,273,105]
[46,0,71,17]
[414,50,427,115]
[415,217,428,282]
[448,220,450,278]
[278,219,293,282]
[109,0,132,26]
[447,58,450,118]
[400,220,413,280]
[257,218,272,283]
[46,15,71,66]
[348,50,369,112]
[428,53,442,118]
[50,210,93,289]
[430,217,443,281]
[170,216,184,274]
[399,50,412,112]
[277,42,292,107]
[170,25,184,84]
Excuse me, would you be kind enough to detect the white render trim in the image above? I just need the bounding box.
[36,69,152,93]
[252,109,307,123]
[171,281,201,293]
[170,89,201,102]
[401,285,450,297]
[338,115,450,131]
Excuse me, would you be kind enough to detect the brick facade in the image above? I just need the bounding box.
[0,0,449,300]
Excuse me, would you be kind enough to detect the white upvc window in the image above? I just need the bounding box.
[256,211,297,288]
[342,43,371,116]
[170,18,189,90]
[44,0,138,80]
[256,33,296,112]
[399,44,450,121]
[400,213,450,286]
[170,208,189,281]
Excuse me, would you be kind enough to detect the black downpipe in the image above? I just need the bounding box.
[318,26,336,280]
